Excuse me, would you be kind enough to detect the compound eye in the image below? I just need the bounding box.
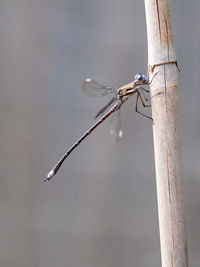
[135,73,143,81]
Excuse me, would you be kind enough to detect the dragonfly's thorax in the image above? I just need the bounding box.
[117,82,137,97]
[117,74,149,98]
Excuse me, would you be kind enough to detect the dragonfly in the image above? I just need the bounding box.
[44,73,156,182]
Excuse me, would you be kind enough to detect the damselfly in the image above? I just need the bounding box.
[45,73,156,182]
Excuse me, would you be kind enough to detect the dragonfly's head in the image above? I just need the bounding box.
[134,73,148,85]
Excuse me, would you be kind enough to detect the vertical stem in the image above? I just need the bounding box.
[144,0,188,267]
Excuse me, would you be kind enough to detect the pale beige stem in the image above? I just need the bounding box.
[144,0,188,266]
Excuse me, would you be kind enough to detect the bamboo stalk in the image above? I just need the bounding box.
[144,0,188,266]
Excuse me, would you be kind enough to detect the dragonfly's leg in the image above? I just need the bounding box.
[151,91,163,99]
[138,91,151,108]
[135,92,152,120]
[140,87,150,102]
[140,87,150,93]
[147,71,159,84]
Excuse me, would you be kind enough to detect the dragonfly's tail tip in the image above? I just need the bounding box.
[44,170,55,182]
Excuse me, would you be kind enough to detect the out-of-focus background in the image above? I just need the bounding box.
[0,0,199,266]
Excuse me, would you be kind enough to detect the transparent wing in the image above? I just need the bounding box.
[140,87,151,103]
[95,96,117,119]
[82,78,116,97]
[109,109,123,143]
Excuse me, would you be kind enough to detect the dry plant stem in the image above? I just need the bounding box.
[144,0,188,267]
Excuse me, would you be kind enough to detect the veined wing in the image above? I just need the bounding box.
[95,96,117,119]
[109,109,123,143]
[82,78,116,97]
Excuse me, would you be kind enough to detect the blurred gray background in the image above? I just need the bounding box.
[0,0,199,266]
